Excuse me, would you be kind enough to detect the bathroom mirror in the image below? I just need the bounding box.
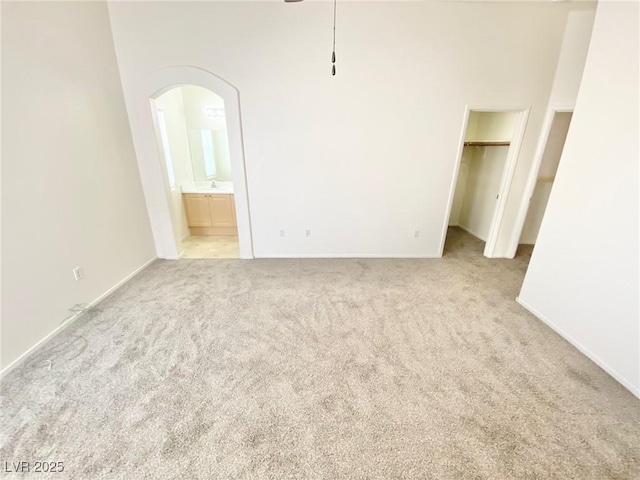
[187,129,232,182]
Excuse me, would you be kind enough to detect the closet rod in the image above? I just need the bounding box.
[463,141,510,147]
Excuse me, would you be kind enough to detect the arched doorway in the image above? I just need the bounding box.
[131,66,253,259]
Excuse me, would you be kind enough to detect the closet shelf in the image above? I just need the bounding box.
[463,141,510,147]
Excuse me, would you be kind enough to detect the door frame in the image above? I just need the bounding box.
[507,106,573,257]
[132,66,254,259]
[441,105,530,258]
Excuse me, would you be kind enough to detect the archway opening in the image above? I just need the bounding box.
[135,66,253,260]
[151,85,240,258]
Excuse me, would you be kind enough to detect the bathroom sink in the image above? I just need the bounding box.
[181,182,234,194]
[196,186,233,193]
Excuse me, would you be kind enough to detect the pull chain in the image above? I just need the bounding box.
[331,0,337,76]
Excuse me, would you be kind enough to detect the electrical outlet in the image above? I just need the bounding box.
[279,230,286,238]
[413,230,420,238]
[305,230,312,238]
[72,267,84,281]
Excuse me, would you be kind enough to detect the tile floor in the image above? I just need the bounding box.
[181,235,239,259]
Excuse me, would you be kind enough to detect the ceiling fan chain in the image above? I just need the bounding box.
[284,0,338,76]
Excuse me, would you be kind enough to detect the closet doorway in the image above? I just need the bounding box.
[446,109,528,257]
[518,110,572,246]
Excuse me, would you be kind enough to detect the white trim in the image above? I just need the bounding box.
[483,108,530,258]
[148,98,182,256]
[486,253,514,259]
[516,296,640,399]
[507,106,574,258]
[254,253,442,259]
[177,233,190,258]
[456,224,488,243]
[0,257,157,379]
[439,105,471,257]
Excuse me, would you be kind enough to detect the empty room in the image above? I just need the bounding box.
[1,1,638,479]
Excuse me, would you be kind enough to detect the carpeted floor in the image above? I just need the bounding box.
[1,228,638,479]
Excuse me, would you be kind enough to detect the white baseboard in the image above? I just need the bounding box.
[516,296,640,399]
[0,257,157,379]
[254,253,442,259]
[456,224,488,243]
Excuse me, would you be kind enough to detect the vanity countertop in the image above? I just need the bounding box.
[181,181,234,194]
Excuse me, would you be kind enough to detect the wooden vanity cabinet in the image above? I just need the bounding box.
[183,193,237,235]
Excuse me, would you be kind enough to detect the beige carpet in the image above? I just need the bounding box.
[1,228,638,479]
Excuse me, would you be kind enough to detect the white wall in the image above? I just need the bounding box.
[182,86,226,130]
[449,148,470,226]
[520,112,572,244]
[547,8,597,108]
[181,86,233,182]
[108,1,586,258]
[518,182,553,246]
[498,5,596,256]
[155,88,194,241]
[465,111,520,143]
[457,146,509,241]
[1,2,155,369]
[537,112,572,180]
[519,1,640,397]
